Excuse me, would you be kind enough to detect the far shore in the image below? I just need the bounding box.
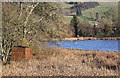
[52,37,120,41]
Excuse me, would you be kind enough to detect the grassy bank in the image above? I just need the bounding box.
[2,47,120,76]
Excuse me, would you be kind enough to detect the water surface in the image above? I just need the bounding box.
[47,40,120,51]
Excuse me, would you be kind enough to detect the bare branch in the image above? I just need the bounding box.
[23,2,39,37]
[24,3,39,27]
[18,2,23,20]
[33,17,44,23]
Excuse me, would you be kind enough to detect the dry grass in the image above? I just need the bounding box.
[31,46,120,71]
[31,44,61,60]
[2,47,120,76]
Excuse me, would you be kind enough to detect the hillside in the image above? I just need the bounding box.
[64,2,118,25]
[63,2,119,37]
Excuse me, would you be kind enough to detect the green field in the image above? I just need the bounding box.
[63,3,74,8]
[64,2,118,25]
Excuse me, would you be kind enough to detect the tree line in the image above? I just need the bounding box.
[70,7,120,37]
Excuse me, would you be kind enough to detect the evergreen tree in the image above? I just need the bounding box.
[118,1,120,36]
[104,24,110,36]
[78,29,83,36]
[93,27,98,36]
[96,12,99,21]
[70,15,79,37]
[76,7,82,16]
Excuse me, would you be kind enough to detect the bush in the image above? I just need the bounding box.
[21,38,29,47]
[31,42,60,60]
[98,32,105,37]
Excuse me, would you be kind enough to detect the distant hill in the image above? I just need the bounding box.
[67,2,99,13]
[64,2,118,25]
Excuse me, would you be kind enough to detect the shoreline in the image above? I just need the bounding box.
[61,47,120,52]
[65,37,120,41]
[52,37,120,41]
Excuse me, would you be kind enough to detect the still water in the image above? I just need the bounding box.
[47,40,120,51]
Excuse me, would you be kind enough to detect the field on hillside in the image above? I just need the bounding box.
[64,2,118,25]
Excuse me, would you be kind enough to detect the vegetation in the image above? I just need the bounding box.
[1,2,120,64]
[76,7,82,16]
[95,12,99,21]
[2,2,70,64]
[70,2,99,13]
[93,26,98,36]
[104,24,110,36]
[2,2,120,76]
[70,15,79,37]
[67,2,119,37]
[64,2,118,24]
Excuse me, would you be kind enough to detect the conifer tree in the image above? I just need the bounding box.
[70,15,79,37]
[76,7,82,16]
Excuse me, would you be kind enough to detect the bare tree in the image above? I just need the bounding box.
[2,2,40,63]
[2,2,67,63]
